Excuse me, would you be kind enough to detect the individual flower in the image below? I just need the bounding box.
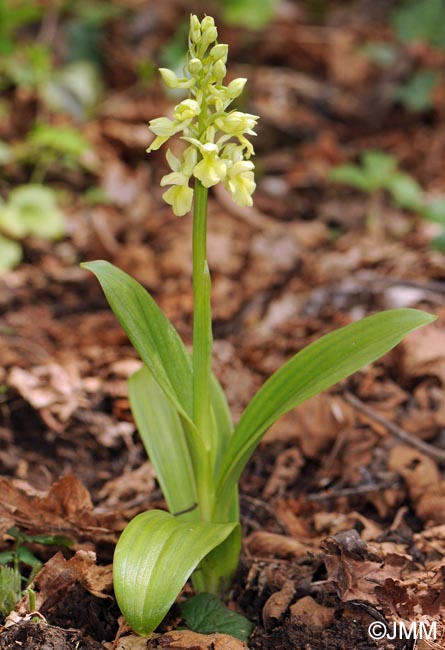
[224,161,256,207]
[160,147,197,216]
[191,143,227,187]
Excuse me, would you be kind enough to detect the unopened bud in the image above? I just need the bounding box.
[226,78,247,98]
[210,43,228,62]
[189,15,201,43]
[188,58,202,75]
[159,68,179,88]
[213,59,226,80]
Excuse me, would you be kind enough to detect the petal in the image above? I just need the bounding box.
[166,149,181,172]
[160,171,188,186]
[149,117,177,137]
[146,136,169,152]
[163,185,194,217]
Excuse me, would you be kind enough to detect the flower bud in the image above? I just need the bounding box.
[226,78,247,98]
[213,60,226,80]
[200,17,218,51]
[189,15,201,43]
[188,58,202,75]
[210,43,228,62]
[158,68,179,88]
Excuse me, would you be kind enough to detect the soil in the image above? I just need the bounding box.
[1,1,445,649]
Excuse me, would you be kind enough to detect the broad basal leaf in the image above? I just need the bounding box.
[82,261,194,421]
[216,308,435,501]
[129,365,198,519]
[113,510,237,635]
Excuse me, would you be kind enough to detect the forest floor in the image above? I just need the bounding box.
[1,1,445,649]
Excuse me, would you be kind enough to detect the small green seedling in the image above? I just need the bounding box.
[82,15,435,637]
[0,184,65,272]
[420,195,445,251]
[391,0,445,112]
[330,150,445,249]
[330,149,424,218]
[0,527,72,618]
[12,123,93,183]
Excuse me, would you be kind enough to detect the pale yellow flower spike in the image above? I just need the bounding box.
[146,14,259,216]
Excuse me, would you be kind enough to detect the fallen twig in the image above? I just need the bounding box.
[344,391,445,461]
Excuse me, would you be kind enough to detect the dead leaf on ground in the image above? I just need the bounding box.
[114,631,248,650]
[19,550,113,614]
[290,595,335,628]
[245,531,308,559]
[388,444,445,523]
[322,529,410,604]
[262,579,295,629]
[0,475,119,542]
[396,326,445,383]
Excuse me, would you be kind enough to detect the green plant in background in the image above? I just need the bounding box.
[17,123,93,182]
[0,0,43,56]
[330,149,445,249]
[82,15,435,637]
[0,184,65,271]
[330,150,423,232]
[221,0,279,29]
[391,0,445,112]
[420,195,445,251]
[0,527,72,618]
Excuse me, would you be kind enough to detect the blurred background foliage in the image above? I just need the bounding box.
[0,0,444,270]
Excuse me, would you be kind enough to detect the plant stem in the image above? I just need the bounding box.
[192,179,215,521]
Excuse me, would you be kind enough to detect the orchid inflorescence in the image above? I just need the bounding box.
[147,15,258,216]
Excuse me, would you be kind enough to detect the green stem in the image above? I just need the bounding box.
[192,179,214,520]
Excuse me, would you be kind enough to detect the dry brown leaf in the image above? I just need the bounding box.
[262,579,295,629]
[0,475,118,542]
[147,631,247,650]
[263,448,304,498]
[19,550,111,614]
[263,394,352,459]
[290,595,334,628]
[396,326,445,383]
[245,531,308,559]
[388,444,445,523]
[8,362,86,426]
[97,461,156,508]
[322,529,410,604]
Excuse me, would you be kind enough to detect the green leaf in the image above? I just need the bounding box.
[81,261,194,423]
[113,510,237,635]
[0,234,22,271]
[395,70,438,112]
[330,164,371,192]
[387,172,423,210]
[182,592,254,643]
[0,566,21,618]
[3,185,65,240]
[222,0,279,29]
[216,309,435,501]
[16,547,41,571]
[392,0,445,48]
[129,365,198,519]
[362,150,397,191]
[421,196,445,224]
[210,372,233,465]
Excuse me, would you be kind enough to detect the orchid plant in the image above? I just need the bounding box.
[82,15,435,637]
